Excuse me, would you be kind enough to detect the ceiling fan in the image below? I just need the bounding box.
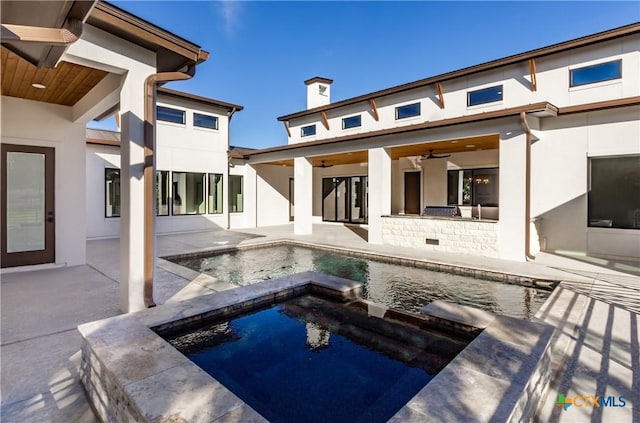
[421,149,451,160]
[316,160,334,168]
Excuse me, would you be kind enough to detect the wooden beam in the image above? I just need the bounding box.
[369,99,379,121]
[436,82,445,109]
[320,111,330,130]
[283,120,291,137]
[528,58,537,92]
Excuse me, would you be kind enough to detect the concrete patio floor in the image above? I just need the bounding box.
[1,224,638,422]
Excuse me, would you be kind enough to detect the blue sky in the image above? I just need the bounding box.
[91,1,640,149]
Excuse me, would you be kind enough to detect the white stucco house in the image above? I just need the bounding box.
[230,23,640,262]
[86,87,244,239]
[2,0,638,313]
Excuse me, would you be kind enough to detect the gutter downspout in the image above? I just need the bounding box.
[520,112,536,260]
[143,63,196,308]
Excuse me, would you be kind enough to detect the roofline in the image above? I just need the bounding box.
[157,87,244,111]
[251,96,640,158]
[277,22,640,121]
[90,1,210,66]
[253,102,557,156]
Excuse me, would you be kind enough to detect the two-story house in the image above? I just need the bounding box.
[232,23,640,262]
[86,87,244,239]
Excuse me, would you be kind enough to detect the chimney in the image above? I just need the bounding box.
[304,77,332,110]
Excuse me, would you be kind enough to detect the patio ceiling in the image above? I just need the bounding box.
[261,134,499,167]
[1,46,108,106]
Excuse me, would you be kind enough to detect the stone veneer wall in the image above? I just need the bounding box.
[381,215,499,257]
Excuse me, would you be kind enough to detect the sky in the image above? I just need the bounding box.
[89,1,640,149]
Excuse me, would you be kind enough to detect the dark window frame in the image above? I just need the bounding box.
[342,115,362,130]
[229,175,244,213]
[208,173,224,214]
[105,168,120,218]
[395,103,421,120]
[171,171,206,216]
[467,85,503,107]
[588,155,640,230]
[194,113,219,130]
[447,167,499,207]
[301,124,316,137]
[156,170,170,216]
[157,106,185,124]
[570,59,622,88]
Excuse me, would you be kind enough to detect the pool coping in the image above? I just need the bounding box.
[162,239,559,291]
[79,271,555,423]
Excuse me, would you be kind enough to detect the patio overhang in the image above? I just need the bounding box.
[253,134,500,167]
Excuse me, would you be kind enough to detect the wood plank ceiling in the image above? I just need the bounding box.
[1,46,108,106]
[261,134,499,167]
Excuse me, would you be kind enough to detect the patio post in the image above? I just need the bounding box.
[119,68,155,313]
[368,147,391,244]
[294,157,313,235]
[499,127,528,261]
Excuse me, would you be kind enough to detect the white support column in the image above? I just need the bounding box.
[368,147,391,244]
[294,157,313,235]
[246,164,257,228]
[499,128,527,261]
[119,71,153,313]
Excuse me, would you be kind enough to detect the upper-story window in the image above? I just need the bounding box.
[570,59,622,87]
[194,113,218,130]
[157,106,185,124]
[467,85,503,107]
[395,103,421,120]
[301,124,316,137]
[342,115,361,129]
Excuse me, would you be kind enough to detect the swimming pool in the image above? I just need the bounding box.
[172,244,551,320]
[164,294,469,423]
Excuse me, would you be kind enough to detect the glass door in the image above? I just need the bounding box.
[1,144,55,267]
[350,176,368,223]
[322,176,368,224]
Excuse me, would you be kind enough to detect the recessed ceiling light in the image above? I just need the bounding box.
[32,83,46,89]
[451,140,459,144]
[466,144,475,148]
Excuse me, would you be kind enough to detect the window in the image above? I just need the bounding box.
[156,171,169,216]
[342,115,361,129]
[157,106,185,124]
[172,172,205,215]
[105,168,120,217]
[395,103,420,120]
[447,168,499,206]
[208,174,223,214]
[301,125,316,137]
[229,175,243,212]
[194,113,218,130]
[467,85,503,106]
[588,156,640,229]
[570,60,622,87]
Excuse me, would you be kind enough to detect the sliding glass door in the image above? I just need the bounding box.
[322,176,367,223]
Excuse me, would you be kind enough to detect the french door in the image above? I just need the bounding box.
[322,176,368,224]
[1,144,55,267]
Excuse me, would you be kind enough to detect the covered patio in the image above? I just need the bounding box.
[243,102,557,261]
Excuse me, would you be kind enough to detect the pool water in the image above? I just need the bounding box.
[165,295,468,423]
[174,245,551,320]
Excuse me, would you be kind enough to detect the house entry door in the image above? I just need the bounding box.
[404,171,421,214]
[1,144,55,268]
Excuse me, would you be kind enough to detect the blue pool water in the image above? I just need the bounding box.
[174,245,551,320]
[165,295,467,423]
